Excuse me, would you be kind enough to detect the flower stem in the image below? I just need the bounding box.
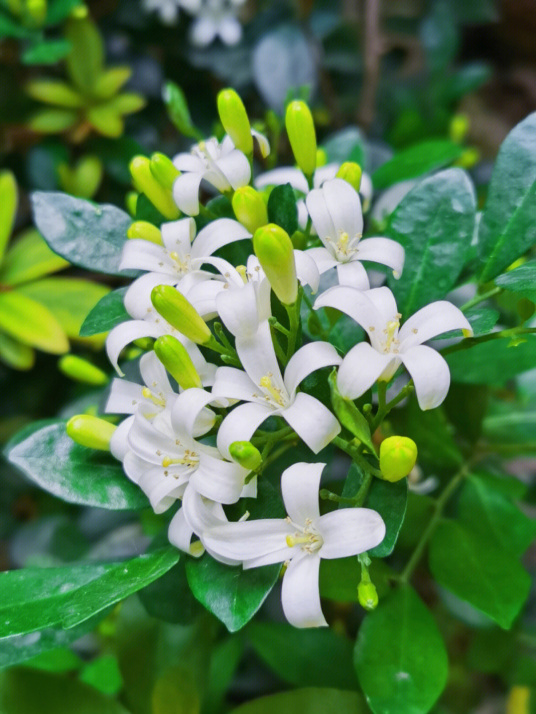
[332,436,382,477]
[461,286,502,312]
[285,290,302,361]
[441,326,536,356]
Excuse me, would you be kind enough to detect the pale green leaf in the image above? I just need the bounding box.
[0,228,69,286]
[0,291,69,354]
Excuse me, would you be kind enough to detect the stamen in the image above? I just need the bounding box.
[259,373,286,406]
[383,313,402,352]
[142,387,166,407]
[161,452,198,468]
[236,265,248,283]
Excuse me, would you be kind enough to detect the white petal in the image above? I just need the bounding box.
[106,379,143,414]
[109,415,134,460]
[251,128,270,158]
[191,218,251,259]
[314,286,384,343]
[216,280,262,338]
[236,321,286,396]
[173,172,203,215]
[281,462,324,523]
[322,178,363,239]
[161,217,196,255]
[186,278,225,320]
[140,350,174,396]
[283,392,340,453]
[190,452,249,504]
[306,186,337,246]
[218,15,242,45]
[202,518,293,564]
[401,344,451,410]
[398,301,473,350]
[365,286,399,323]
[283,341,341,399]
[214,151,251,190]
[317,508,386,558]
[124,272,177,320]
[182,485,227,534]
[281,553,327,628]
[212,366,259,402]
[119,240,173,275]
[189,16,217,46]
[357,237,405,278]
[337,342,395,400]
[128,412,182,465]
[168,507,196,555]
[138,466,187,513]
[336,261,371,289]
[255,167,308,193]
[106,320,162,375]
[294,250,320,293]
[306,247,338,274]
[171,388,218,437]
[172,152,203,172]
[217,401,273,458]
[313,164,339,188]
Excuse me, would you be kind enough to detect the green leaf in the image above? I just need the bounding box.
[483,400,536,445]
[5,420,148,510]
[79,654,123,696]
[93,67,132,99]
[163,81,202,140]
[0,547,178,638]
[0,668,131,714]
[28,109,79,133]
[463,307,500,336]
[322,127,366,170]
[248,622,358,690]
[31,192,134,276]
[446,336,536,385]
[342,463,407,558]
[152,665,200,714]
[479,113,536,282]
[230,688,368,714]
[45,0,81,25]
[79,287,129,336]
[319,557,393,603]
[22,38,72,64]
[328,370,375,455]
[267,184,298,236]
[138,557,202,625]
[23,647,82,672]
[0,332,35,370]
[458,474,536,557]
[387,168,476,315]
[0,229,69,285]
[64,16,104,93]
[87,105,124,138]
[0,8,35,37]
[0,170,17,262]
[16,277,110,339]
[373,139,464,190]
[429,519,531,629]
[355,585,449,714]
[205,637,244,714]
[0,291,69,354]
[496,260,536,300]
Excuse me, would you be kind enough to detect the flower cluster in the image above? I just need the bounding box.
[94,93,473,628]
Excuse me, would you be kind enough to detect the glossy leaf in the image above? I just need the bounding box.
[31,192,133,276]
[0,547,178,638]
[387,168,476,315]
[79,287,129,336]
[5,420,148,510]
[267,183,298,236]
[231,688,368,714]
[248,622,358,690]
[429,519,531,629]
[138,557,202,625]
[355,585,449,714]
[495,260,536,300]
[479,113,536,282]
[0,229,69,286]
[372,139,463,190]
[0,291,69,354]
[446,336,536,385]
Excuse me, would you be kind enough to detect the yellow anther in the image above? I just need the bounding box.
[142,387,166,407]
[189,540,205,557]
[259,374,286,406]
[383,314,402,352]
[161,452,198,468]
[286,534,310,547]
[236,265,248,283]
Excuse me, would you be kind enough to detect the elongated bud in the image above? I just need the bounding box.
[358,580,378,611]
[127,221,163,244]
[154,335,202,389]
[217,89,253,156]
[379,436,418,482]
[126,191,138,216]
[151,285,211,345]
[59,355,108,386]
[285,101,317,178]
[232,187,268,233]
[129,156,180,220]
[253,224,297,305]
[150,152,180,191]
[229,441,262,471]
[66,415,116,451]
[336,162,362,192]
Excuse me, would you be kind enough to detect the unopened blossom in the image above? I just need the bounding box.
[315,285,473,410]
[305,178,404,288]
[203,462,386,627]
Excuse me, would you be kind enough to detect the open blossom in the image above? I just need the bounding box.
[181,0,246,47]
[315,285,473,410]
[305,178,405,288]
[141,0,183,24]
[203,462,386,628]
[213,321,341,455]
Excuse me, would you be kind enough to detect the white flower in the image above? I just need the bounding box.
[315,285,473,410]
[183,0,246,47]
[213,321,341,454]
[203,462,386,628]
[305,178,405,288]
[142,0,182,24]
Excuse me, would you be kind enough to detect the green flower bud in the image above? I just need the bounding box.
[285,101,317,178]
[253,223,298,305]
[66,414,116,451]
[229,441,262,471]
[58,355,108,386]
[151,285,211,345]
[150,152,180,191]
[127,221,163,245]
[232,187,268,233]
[316,147,328,168]
[449,113,469,143]
[336,162,362,192]
[25,0,47,27]
[126,191,138,217]
[456,147,480,170]
[358,580,378,611]
[217,89,253,156]
[129,156,180,220]
[379,436,418,482]
[154,335,202,390]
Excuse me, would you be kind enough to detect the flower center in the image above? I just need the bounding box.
[259,373,287,407]
[161,449,199,468]
[326,229,362,261]
[285,517,324,553]
[142,387,166,408]
[382,314,402,353]
[235,265,248,283]
[169,251,191,275]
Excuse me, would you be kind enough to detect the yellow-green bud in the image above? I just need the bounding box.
[232,187,268,233]
[66,415,116,451]
[149,152,180,191]
[253,224,298,305]
[506,686,530,714]
[154,335,202,389]
[316,147,328,168]
[25,0,47,26]
[285,101,317,178]
[217,89,253,156]
[456,147,480,170]
[127,221,163,245]
[358,580,378,611]
[58,355,108,386]
[151,285,211,345]
[126,191,138,217]
[129,156,180,220]
[379,436,418,482]
[449,113,470,143]
[336,162,362,192]
[229,441,262,471]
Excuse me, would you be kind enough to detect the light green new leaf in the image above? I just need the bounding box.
[230,688,368,714]
[387,168,476,315]
[5,419,148,510]
[495,260,536,300]
[93,66,132,99]
[429,519,531,629]
[354,585,449,714]
[0,332,35,370]
[0,228,69,286]
[65,15,104,93]
[79,286,129,336]
[0,291,69,354]
[31,192,133,276]
[479,113,536,282]
[0,170,17,262]
[28,109,79,133]
[0,547,179,638]
[108,93,146,115]
[372,139,464,190]
[26,79,84,108]
[87,105,124,138]
[446,336,536,385]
